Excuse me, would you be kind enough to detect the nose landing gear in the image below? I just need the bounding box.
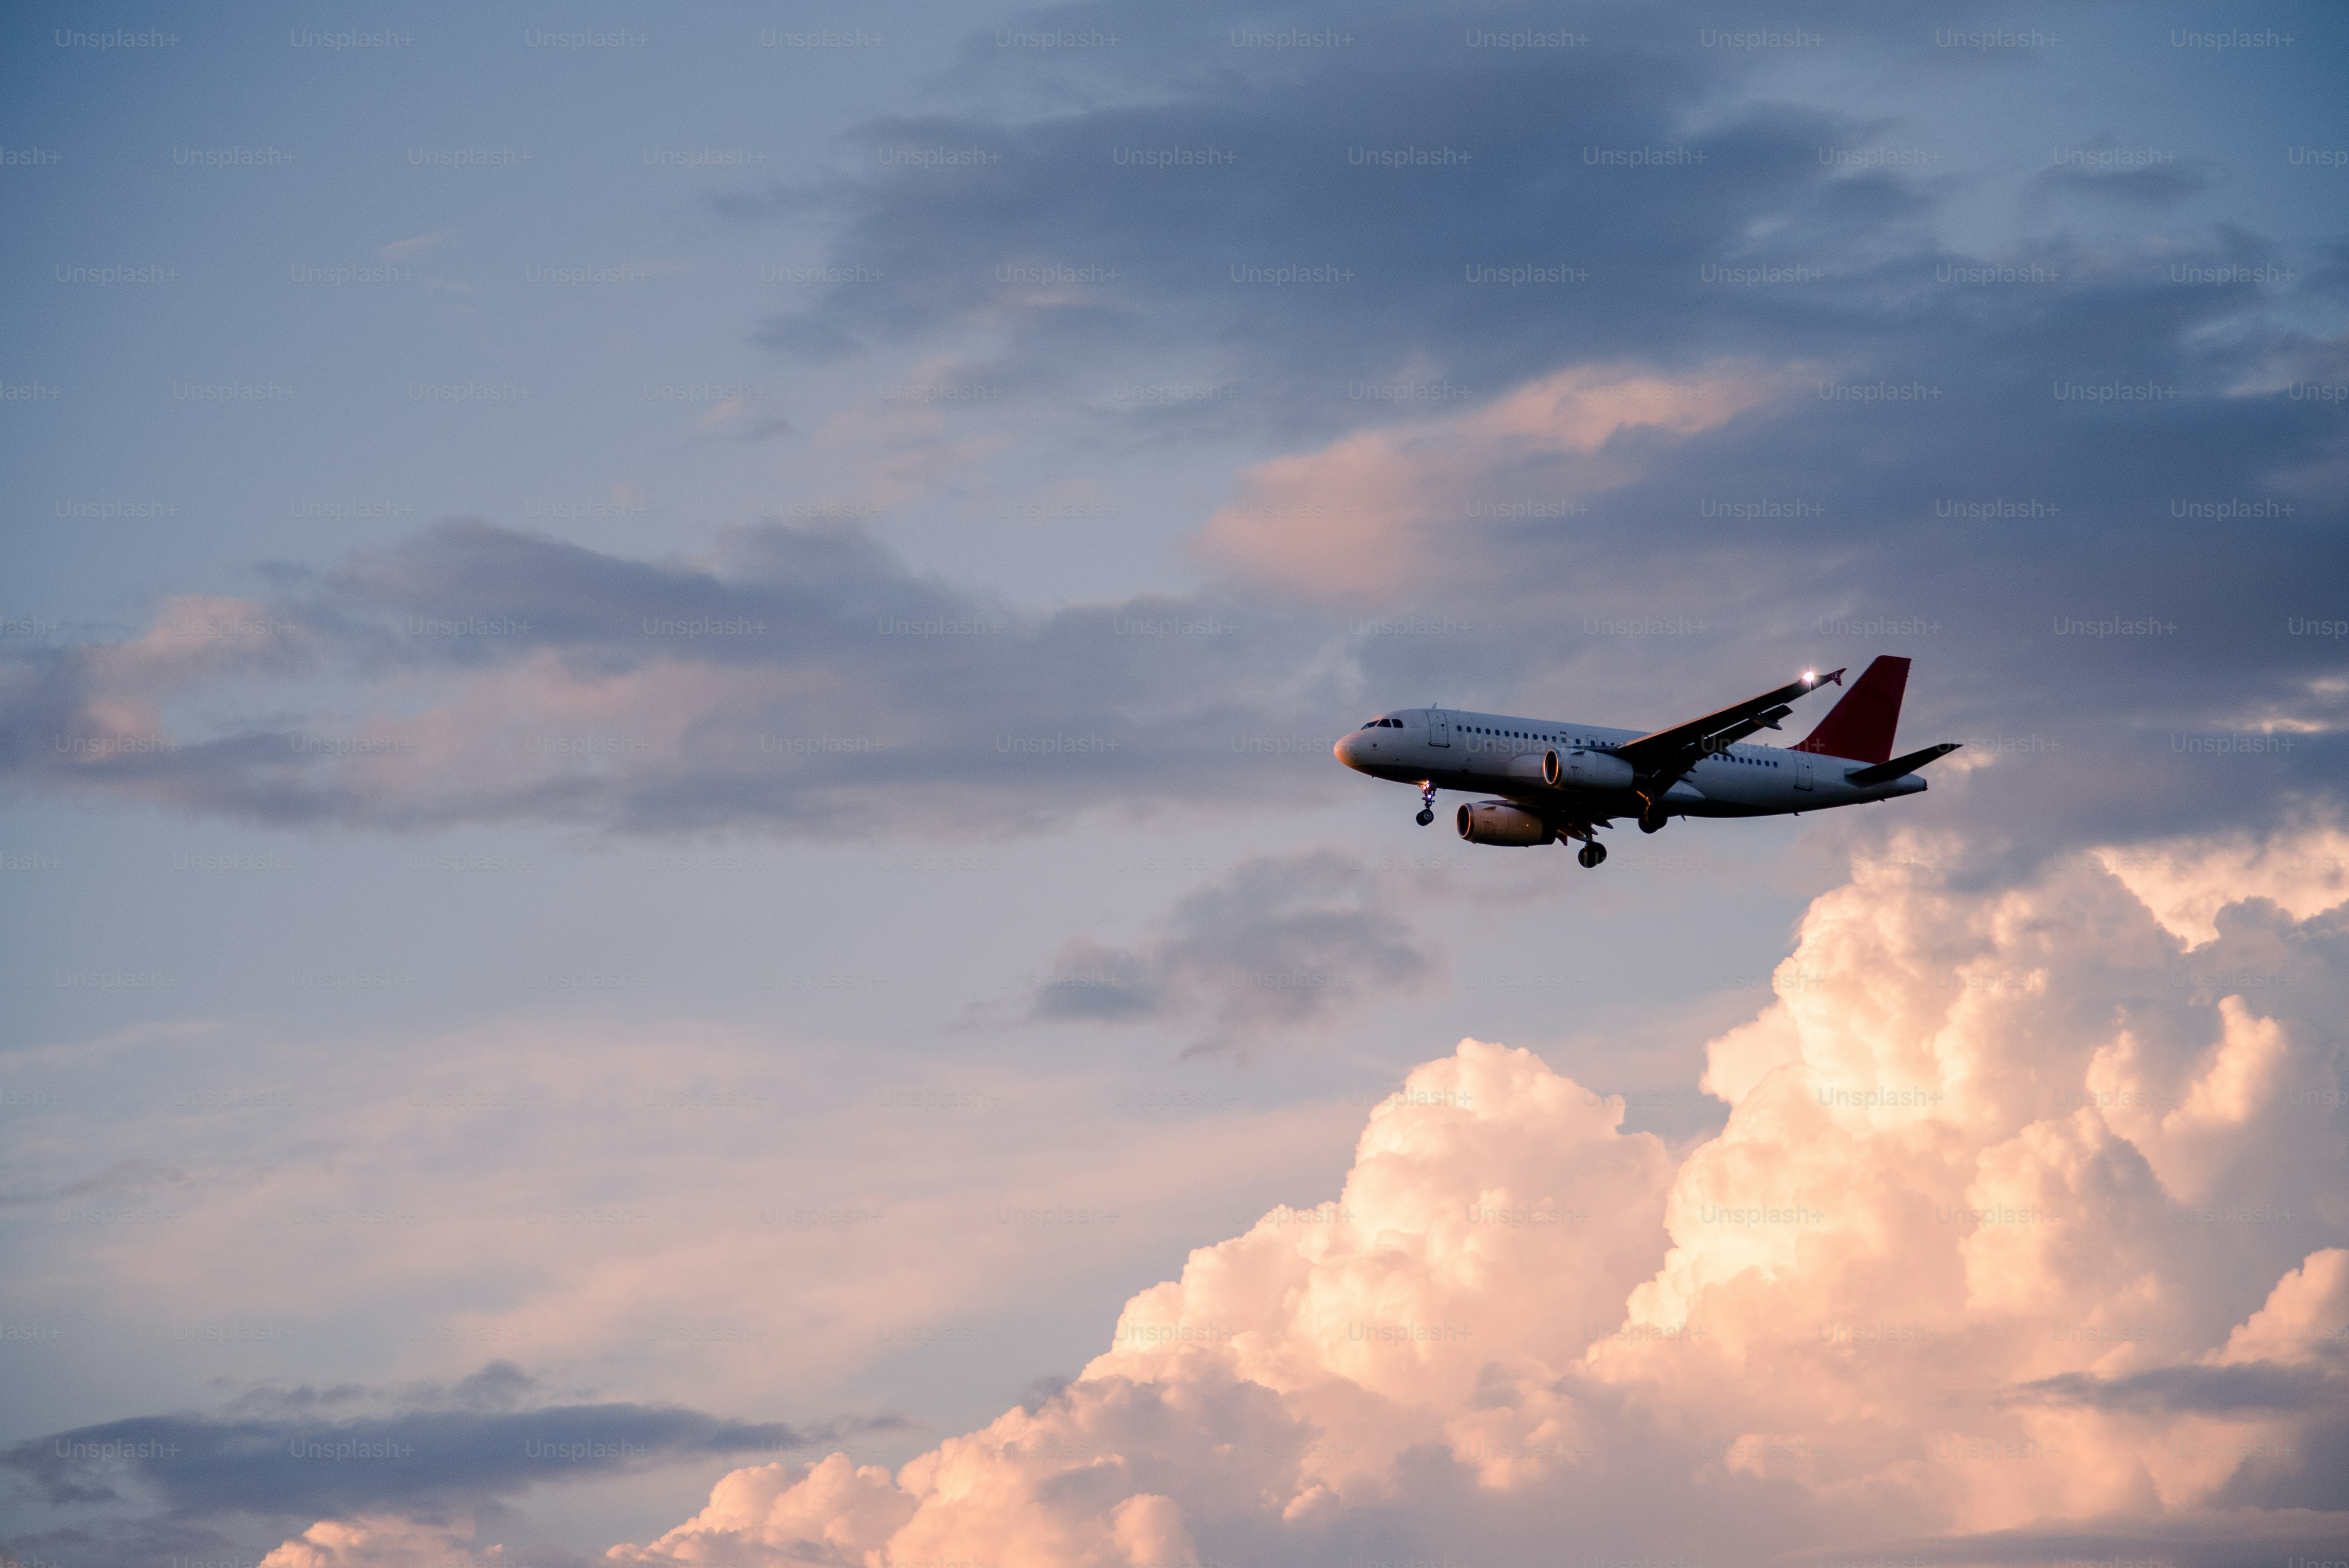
[1415,781,1436,826]
[1577,842,1607,869]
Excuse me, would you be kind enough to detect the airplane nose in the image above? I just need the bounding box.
[1334,733,1360,770]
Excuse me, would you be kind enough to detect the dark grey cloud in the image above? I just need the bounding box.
[0,1361,902,1522]
[0,1157,193,1211]
[1029,849,1440,1057]
[732,0,2332,452]
[2303,242,2349,301]
[2010,1358,2348,1416]
[0,519,1355,835]
[1772,1516,2349,1568]
[2036,161,2214,205]
[745,62,1861,441]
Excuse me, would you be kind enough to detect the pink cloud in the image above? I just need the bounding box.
[1192,360,1799,601]
[590,823,2349,1563]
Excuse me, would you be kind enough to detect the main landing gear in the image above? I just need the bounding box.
[1415,782,1436,826]
[1558,823,1607,869]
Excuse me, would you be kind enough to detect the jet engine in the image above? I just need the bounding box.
[1506,751,1556,784]
[1543,748,1636,792]
[1457,800,1556,846]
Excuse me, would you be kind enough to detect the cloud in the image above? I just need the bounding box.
[2093,826,2349,946]
[379,230,454,260]
[2012,1361,2346,1418]
[2214,1247,2349,1367]
[0,519,1352,836]
[1,1005,1378,1559]
[1192,360,1795,601]
[693,396,792,443]
[0,1363,872,1520]
[1028,849,1442,1056]
[2034,157,2215,208]
[594,822,2349,1564]
[729,12,1913,447]
[721,0,2347,568]
[259,1515,489,1568]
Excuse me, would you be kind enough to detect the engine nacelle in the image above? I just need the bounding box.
[1544,748,1636,792]
[1457,800,1555,846]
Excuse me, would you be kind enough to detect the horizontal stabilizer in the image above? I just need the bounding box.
[1844,742,1962,786]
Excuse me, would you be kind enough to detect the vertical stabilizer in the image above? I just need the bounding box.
[1791,655,1909,763]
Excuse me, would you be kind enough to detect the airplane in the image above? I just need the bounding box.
[1331,655,1959,867]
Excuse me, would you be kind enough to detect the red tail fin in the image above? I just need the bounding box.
[1791,655,1909,763]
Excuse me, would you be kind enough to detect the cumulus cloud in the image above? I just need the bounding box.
[259,1514,490,1568]
[586,824,2348,1565]
[2093,825,2349,946]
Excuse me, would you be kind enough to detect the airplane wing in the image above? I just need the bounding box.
[1614,668,1845,791]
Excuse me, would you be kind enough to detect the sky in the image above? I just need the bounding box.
[1,0,2345,1563]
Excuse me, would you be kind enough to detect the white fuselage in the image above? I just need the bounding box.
[1332,706,1926,823]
